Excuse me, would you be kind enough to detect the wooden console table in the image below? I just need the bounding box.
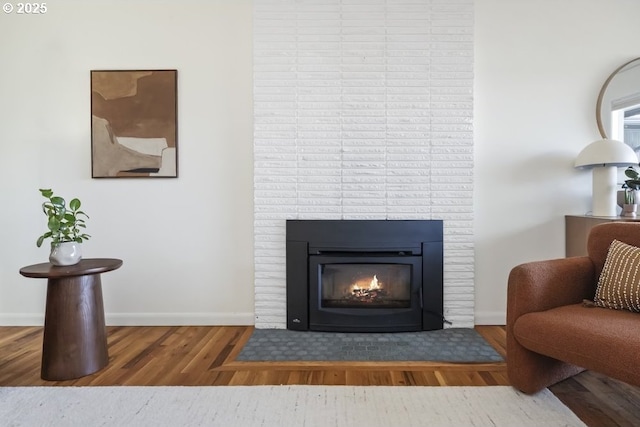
[19,258,122,380]
[565,215,640,257]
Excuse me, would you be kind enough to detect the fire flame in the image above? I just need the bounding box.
[351,275,381,293]
[369,275,380,290]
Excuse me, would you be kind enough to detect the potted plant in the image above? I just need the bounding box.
[36,188,90,266]
[617,166,640,215]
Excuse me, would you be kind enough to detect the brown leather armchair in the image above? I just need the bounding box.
[507,222,640,394]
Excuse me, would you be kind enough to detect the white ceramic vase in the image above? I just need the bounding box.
[617,190,640,212]
[49,242,82,266]
[623,204,638,218]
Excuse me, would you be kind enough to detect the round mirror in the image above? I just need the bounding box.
[596,57,640,152]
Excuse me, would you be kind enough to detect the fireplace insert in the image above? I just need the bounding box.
[286,220,443,332]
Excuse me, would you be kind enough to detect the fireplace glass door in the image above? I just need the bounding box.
[308,255,423,332]
[320,264,411,309]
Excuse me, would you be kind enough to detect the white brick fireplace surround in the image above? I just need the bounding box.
[253,0,474,328]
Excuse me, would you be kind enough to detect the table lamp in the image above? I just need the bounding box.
[575,138,638,216]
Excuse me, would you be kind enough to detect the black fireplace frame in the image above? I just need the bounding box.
[286,220,444,332]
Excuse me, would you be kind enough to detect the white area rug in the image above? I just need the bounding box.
[0,386,586,427]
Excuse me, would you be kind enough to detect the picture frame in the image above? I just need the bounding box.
[90,69,178,178]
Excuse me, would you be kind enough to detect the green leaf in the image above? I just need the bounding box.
[625,168,640,179]
[47,217,60,232]
[39,189,53,198]
[36,235,44,247]
[69,198,81,211]
[50,196,65,208]
[45,201,64,216]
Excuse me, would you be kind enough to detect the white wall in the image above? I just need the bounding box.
[2,0,640,326]
[0,0,255,325]
[474,0,640,324]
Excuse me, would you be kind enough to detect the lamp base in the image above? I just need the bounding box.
[591,166,619,217]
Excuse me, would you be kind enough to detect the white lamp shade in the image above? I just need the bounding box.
[575,138,638,217]
[575,138,638,168]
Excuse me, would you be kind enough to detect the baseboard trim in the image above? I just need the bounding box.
[474,311,506,325]
[0,312,255,327]
[0,314,44,326]
[106,312,255,326]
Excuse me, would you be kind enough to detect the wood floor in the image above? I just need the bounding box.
[1,325,638,426]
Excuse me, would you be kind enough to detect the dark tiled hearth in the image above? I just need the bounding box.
[236,328,503,363]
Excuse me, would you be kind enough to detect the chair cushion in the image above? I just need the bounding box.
[594,239,640,312]
[513,303,640,387]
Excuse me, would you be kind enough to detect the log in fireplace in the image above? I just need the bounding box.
[286,220,443,332]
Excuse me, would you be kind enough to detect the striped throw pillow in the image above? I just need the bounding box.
[594,239,640,313]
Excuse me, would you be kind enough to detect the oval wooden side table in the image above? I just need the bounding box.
[19,258,123,381]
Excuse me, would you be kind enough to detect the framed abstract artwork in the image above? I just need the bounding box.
[90,69,178,178]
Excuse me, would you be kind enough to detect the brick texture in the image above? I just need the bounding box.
[254,0,474,328]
